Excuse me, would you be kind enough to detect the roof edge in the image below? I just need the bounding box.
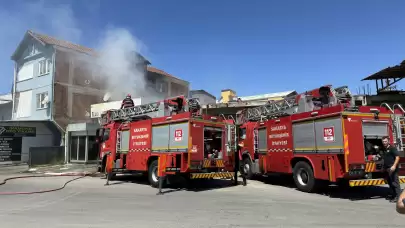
[11,30,46,61]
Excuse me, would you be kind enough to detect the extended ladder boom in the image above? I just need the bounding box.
[99,96,201,125]
[237,85,353,123]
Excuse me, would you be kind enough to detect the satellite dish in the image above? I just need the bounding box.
[41,95,49,104]
[103,92,111,102]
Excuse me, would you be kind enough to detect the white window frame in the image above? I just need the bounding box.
[28,44,36,56]
[36,92,48,109]
[38,59,51,76]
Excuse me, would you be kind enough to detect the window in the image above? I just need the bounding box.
[28,44,37,56]
[103,128,111,142]
[36,92,48,109]
[156,81,168,93]
[38,59,51,75]
[14,90,32,118]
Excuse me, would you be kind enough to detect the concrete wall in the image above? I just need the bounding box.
[0,102,12,121]
[190,90,216,105]
[0,121,54,164]
[0,93,12,121]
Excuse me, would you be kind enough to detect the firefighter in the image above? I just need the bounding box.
[382,136,402,203]
[121,94,134,109]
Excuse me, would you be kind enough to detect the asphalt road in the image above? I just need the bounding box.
[0,174,404,228]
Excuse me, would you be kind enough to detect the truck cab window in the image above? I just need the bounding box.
[239,128,246,139]
[103,128,110,142]
[204,127,223,159]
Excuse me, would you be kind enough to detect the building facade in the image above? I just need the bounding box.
[145,66,190,101]
[10,30,190,164]
[189,90,216,105]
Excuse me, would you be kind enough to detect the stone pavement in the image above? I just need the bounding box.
[0,163,98,175]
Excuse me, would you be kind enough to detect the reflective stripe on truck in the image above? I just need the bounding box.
[349,177,405,187]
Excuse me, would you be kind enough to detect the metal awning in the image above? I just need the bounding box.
[362,60,405,81]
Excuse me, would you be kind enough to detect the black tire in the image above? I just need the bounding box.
[148,160,159,188]
[293,161,317,193]
[242,157,254,180]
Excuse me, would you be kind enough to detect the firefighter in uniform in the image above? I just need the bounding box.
[121,94,134,109]
[104,152,114,186]
[382,136,402,203]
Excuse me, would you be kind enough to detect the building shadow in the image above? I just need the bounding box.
[98,173,244,194]
[254,174,391,201]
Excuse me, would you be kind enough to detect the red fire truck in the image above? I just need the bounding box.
[95,96,241,188]
[237,85,405,192]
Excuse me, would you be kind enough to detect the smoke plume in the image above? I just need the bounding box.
[0,0,158,103]
[92,27,156,102]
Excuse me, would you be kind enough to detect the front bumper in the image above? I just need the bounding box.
[190,172,234,179]
[349,177,405,187]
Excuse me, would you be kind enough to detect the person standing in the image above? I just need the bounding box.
[382,136,401,203]
[121,94,134,109]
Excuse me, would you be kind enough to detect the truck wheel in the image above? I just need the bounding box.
[148,160,159,188]
[242,157,254,180]
[293,161,316,193]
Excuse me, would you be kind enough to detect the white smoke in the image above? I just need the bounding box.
[0,0,158,102]
[92,27,155,102]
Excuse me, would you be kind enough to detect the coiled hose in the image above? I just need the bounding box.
[0,172,98,195]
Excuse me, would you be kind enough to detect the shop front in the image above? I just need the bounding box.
[66,123,100,163]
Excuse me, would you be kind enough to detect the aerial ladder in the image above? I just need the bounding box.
[99,96,201,125]
[380,103,405,155]
[236,85,354,124]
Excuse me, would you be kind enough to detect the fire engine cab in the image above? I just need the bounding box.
[95,96,240,188]
[236,85,405,192]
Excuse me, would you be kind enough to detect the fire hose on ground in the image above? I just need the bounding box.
[0,172,98,195]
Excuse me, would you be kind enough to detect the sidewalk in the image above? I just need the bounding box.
[26,163,98,175]
[0,163,29,175]
[0,163,98,175]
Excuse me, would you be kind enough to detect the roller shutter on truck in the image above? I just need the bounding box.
[292,117,344,154]
[361,120,389,139]
[151,122,189,153]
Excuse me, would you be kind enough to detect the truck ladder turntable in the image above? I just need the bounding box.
[236,85,355,124]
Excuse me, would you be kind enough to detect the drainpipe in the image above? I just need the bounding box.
[11,62,17,119]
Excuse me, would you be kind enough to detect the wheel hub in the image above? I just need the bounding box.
[151,166,159,183]
[297,168,309,186]
[244,163,250,174]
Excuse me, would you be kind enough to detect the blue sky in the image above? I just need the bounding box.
[1,0,405,99]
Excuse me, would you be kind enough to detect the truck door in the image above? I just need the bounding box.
[168,121,190,171]
[116,130,130,169]
[188,121,204,169]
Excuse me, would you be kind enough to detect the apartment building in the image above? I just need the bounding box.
[9,30,189,164]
